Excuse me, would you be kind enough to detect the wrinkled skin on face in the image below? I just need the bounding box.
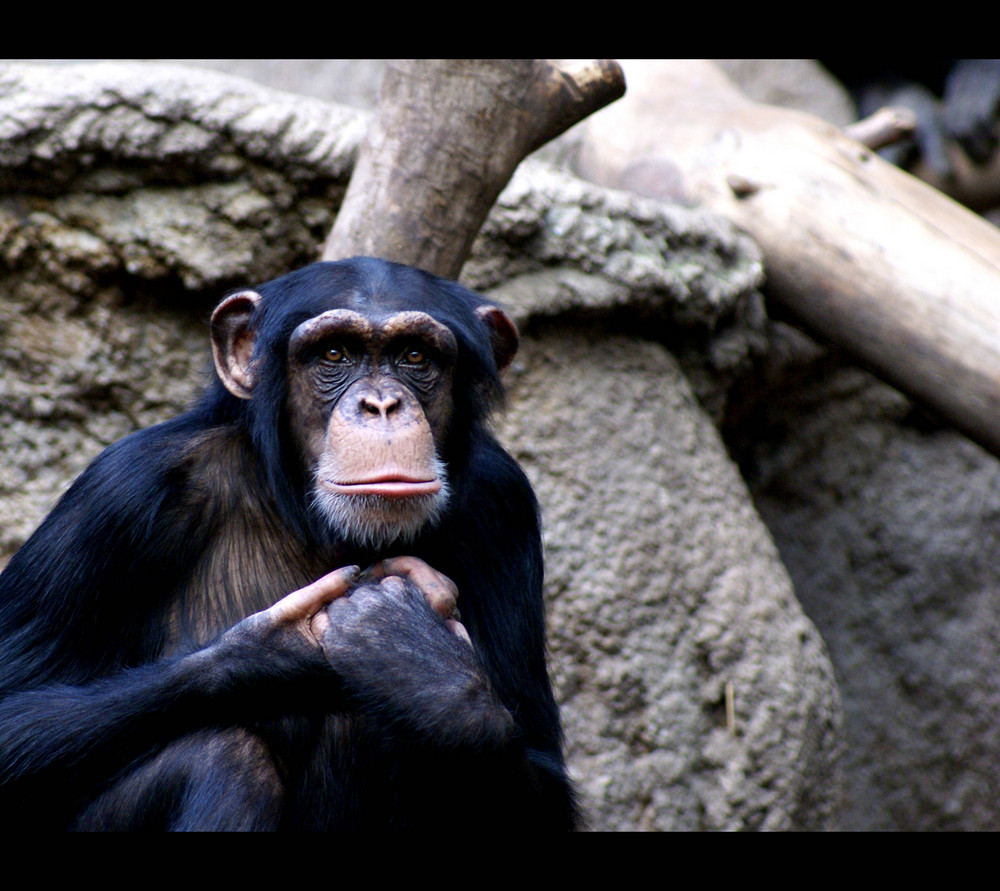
[285,308,458,548]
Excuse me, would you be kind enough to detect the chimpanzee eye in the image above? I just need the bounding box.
[323,344,350,364]
[400,347,428,366]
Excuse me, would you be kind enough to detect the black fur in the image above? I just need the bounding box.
[0,258,578,831]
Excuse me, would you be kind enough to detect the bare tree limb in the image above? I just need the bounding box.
[577,60,1000,457]
[323,59,625,279]
[843,106,917,150]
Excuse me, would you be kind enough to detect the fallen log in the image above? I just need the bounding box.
[576,59,1000,458]
[323,59,625,278]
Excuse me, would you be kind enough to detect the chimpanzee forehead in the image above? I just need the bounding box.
[338,281,458,318]
[288,308,458,358]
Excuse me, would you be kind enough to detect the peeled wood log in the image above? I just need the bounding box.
[577,60,1000,457]
[323,59,625,279]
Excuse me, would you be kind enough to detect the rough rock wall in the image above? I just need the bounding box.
[734,327,1000,830]
[496,332,838,829]
[701,60,1000,831]
[467,166,840,829]
[0,62,361,558]
[0,62,841,830]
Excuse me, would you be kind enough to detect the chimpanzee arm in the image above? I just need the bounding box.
[321,575,511,741]
[318,572,578,829]
[0,424,354,828]
[0,568,358,828]
[447,441,580,828]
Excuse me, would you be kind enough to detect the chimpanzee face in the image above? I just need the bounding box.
[285,307,458,548]
[210,259,520,550]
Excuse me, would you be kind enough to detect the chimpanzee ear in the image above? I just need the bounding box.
[211,290,261,400]
[475,305,519,376]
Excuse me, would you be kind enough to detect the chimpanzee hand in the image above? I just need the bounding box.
[201,565,361,710]
[364,556,471,645]
[318,558,513,746]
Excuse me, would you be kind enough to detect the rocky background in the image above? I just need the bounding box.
[0,59,996,831]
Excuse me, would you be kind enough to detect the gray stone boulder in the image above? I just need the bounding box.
[738,325,1000,830]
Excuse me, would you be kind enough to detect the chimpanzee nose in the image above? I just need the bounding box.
[360,391,400,418]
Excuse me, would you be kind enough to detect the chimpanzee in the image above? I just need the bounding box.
[0,257,579,831]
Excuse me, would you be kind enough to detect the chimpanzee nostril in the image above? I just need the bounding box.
[360,392,400,417]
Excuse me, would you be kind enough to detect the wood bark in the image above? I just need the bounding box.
[323,59,625,279]
[577,60,1000,457]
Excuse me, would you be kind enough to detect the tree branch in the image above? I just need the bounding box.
[323,59,625,279]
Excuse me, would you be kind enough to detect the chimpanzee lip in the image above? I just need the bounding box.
[321,476,442,498]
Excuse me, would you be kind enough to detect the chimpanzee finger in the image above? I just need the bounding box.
[445,618,473,648]
[366,556,460,620]
[264,566,360,640]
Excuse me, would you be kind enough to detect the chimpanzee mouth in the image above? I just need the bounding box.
[320,476,443,498]
[312,473,452,549]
